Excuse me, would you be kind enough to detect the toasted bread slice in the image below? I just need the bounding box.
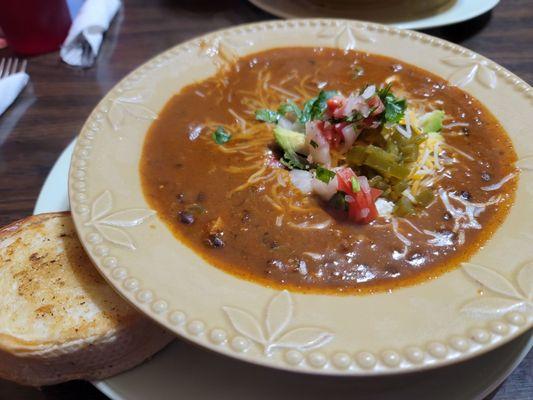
[0,212,173,386]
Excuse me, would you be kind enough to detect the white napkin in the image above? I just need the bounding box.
[60,0,121,67]
[0,72,29,116]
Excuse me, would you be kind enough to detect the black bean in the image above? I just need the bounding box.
[460,191,472,201]
[205,234,225,248]
[481,172,491,182]
[462,127,470,135]
[178,211,195,225]
[443,212,452,221]
[176,193,185,203]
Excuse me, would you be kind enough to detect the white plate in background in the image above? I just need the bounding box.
[248,0,500,30]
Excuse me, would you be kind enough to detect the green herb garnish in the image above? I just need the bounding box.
[301,90,338,123]
[278,100,303,121]
[280,153,308,170]
[255,109,280,123]
[212,126,231,144]
[378,83,407,124]
[315,166,336,183]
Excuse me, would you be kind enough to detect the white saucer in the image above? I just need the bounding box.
[34,140,531,400]
[248,0,500,30]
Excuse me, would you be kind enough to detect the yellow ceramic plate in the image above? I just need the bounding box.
[69,19,533,375]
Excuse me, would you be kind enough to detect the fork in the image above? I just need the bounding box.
[0,57,28,79]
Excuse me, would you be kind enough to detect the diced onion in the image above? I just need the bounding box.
[305,121,331,166]
[289,170,313,194]
[361,85,376,99]
[339,124,359,153]
[358,175,371,193]
[339,94,370,118]
[312,176,338,201]
[278,116,295,130]
[375,198,394,217]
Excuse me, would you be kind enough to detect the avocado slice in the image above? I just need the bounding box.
[421,110,445,133]
[274,126,307,155]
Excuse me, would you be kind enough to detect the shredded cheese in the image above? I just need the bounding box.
[391,218,411,247]
[481,172,517,191]
[288,220,332,230]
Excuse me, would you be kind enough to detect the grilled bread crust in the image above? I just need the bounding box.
[0,213,173,386]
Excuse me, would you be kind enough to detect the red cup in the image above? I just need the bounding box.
[0,0,72,55]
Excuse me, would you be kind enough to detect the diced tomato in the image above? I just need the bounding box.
[336,167,356,194]
[367,95,385,116]
[336,168,380,224]
[370,188,382,201]
[334,122,348,133]
[317,120,343,149]
[359,189,379,223]
[327,97,343,113]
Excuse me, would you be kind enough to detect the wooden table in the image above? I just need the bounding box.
[0,0,531,398]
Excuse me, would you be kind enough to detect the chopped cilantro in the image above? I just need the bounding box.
[377,83,393,99]
[350,176,361,192]
[315,166,336,183]
[280,152,308,170]
[271,90,338,125]
[255,109,279,123]
[309,140,318,149]
[378,83,407,124]
[301,98,315,123]
[212,126,231,144]
[344,112,364,123]
[297,90,338,123]
[383,97,407,124]
[278,100,303,121]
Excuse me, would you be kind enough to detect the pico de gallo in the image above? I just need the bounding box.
[253,83,447,224]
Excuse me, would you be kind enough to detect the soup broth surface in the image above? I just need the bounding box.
[140,47,517,294]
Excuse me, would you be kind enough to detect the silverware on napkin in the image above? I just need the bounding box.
[60,0,121,68]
